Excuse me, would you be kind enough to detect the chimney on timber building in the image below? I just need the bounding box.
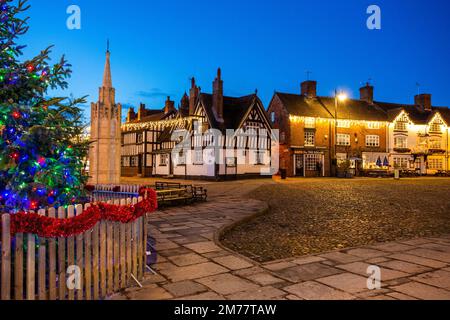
[212,68,224,122]
[137,103,146,121]
[126,107,136,122]
[164,96,175,114]
[189,77,199,115]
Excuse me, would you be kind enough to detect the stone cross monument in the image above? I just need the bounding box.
[89,47,122,184]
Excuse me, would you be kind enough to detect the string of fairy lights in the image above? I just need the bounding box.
[121,116,201,132]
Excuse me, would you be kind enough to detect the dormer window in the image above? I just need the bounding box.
[394,113,409,132]
[429,123,442,133]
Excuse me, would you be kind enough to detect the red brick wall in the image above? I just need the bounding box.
[268,94,388,177]
[335,123,387,156]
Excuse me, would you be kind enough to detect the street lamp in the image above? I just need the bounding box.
[332,89,348,176]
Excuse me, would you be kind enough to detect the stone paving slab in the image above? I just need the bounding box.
[110,195,450,301]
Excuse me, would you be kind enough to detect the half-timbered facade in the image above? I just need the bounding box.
[121,69,274,180]
[121,97,180,177]
[151,69,274,180]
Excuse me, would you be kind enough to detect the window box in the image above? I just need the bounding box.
[428,149,446,155]
[393,148,411,153]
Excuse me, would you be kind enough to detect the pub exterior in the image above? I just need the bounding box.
[268,80,450,177]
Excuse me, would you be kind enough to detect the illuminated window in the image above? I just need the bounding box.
[394,122,407,131]
[429,139,442,149]
[394,157,409,169]
[337,134,351,146]
[304,131,315,147]
[394,136,408,149]
[429,123,442,133]
[428,158,443,170]
[305,154,322,171]
[304,117,316,129]
[394,113,409,131]
[336,120,350,128]
[367,122,381,129]
[366,135,380,147]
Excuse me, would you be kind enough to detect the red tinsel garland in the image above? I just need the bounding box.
[6,188,158,238]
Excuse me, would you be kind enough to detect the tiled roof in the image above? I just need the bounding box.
[199,93,260,131]
[128,108,177,123]
[275,92,450,124]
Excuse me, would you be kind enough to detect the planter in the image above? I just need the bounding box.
[393,148,411,153]
[280,169,287,180]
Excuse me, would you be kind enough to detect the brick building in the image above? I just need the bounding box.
[267,80,450,177]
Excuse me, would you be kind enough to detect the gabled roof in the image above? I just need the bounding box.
[376,101,449,125]
[198,93,261,131]
[274,92,450,124]
[128,108,177,123]
[275,93,387,121]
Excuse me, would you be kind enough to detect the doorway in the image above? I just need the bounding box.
[295,154,304,176]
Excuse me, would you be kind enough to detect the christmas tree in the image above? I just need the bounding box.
[0,0,89,211]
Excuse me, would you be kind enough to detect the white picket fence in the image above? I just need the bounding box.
[0,196,148,300]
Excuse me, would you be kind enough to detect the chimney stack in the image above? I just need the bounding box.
[137,103,146,121]
[415,93,432,112]
[301,80,317,98]
[164,96,175,114]
[212,68,224,121]
[179,92,189,116]
[189,77,199,115]
[126,107,136,122]
[359,83,374,104]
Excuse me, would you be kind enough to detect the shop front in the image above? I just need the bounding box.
[293,150,326,177]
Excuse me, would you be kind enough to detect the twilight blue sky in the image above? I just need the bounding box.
[20,0,450,121]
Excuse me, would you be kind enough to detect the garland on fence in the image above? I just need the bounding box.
[5,188,158,238]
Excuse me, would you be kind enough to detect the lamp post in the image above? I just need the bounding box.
[332,89,348,176]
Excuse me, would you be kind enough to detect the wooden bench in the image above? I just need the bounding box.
[153,181,208,206]
[365,170,389,178]
[155,182,183,190]
[156,188,193,205]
